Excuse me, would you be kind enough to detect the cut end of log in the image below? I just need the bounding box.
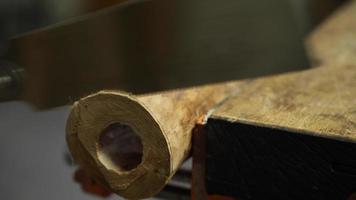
[65,81,241,198]
[66,91,171,199]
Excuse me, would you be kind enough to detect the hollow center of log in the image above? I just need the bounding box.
[98,123,143,172]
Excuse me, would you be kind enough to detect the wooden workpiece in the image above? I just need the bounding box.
[210,64,356,143]
[205,1,356,199]
[66,1,356,199]
[66,80,246,199]
[205,63,356,199]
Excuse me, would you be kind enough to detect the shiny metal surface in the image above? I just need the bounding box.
[0,62,23,101]
[0,72,12,89]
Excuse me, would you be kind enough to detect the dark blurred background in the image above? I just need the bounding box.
[0,0,346,43]
[0,0,346,55]
[0,0,347,199]
[0,0,349,108]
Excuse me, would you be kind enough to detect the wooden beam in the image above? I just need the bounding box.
[210,64,356,143]
[205,1,356,198]
[203,63,356,199]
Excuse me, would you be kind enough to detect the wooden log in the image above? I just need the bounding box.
[66,1,356,199]
[66,80,247,199]
[205,64,356,199]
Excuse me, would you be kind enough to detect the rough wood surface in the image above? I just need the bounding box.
[66,80,247,199]
[211,64,356,143]
[211,0,356,143]
[65,1,356,199]
[306,0,356,66]
[205,64,356,199]
[205,1,356,198]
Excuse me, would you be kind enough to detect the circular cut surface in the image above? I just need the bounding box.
[66,91,171,199]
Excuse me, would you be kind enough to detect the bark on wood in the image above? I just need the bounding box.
[66,80,246,199]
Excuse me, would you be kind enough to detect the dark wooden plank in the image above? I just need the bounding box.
[204,62,356,199]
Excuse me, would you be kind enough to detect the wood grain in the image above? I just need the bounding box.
[66,80,247,199]
[205,1,356,198]
[211,64,356,143]
[205,64,356,199]
[66,1,356,199]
